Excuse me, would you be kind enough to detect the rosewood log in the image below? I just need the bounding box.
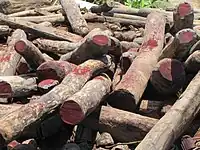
[60,0,89,35]
[38,79,59,94]
[185,50,200,74]
[112,64,123,90]
[0,29,27,76]
[81,106,158,142]
[107,12,166,112]
[135,71,200,150]
[0,25,10,36]
[60,74,111,125]
[0,75,37,98]
[15,39,46,70]
[172,2,194,34]
[113,31,136,42]
[60,34,110,65]
[120,41,140,53]
[36,60,76,82]
[150,58,186,95]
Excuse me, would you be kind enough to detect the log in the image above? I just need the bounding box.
[60,74,111,125]
[112,64,123,90]
[15,39,46,70]
[0,13,82,42]
[150,58,186,95]
[0,29,27,76]
[113,31,136,42]
[185,50,200,74]
[81,106,158,142]
[133,37,143,45]
[60,34,110,65]
[159,29,198,61]
[36,60,77,82]
[189,39,200,55]
[120,41,140,52]
[172,2,194,34]
[0,74,37,98]
[90,2,113,14]
[60,0,89,35]
[83,12,146,27]
[106,12,166,112]
[38,79,59,93]
[0,25,10,36]
[38,21,52,27]
[0,56,112,145]
[135,70,200,150]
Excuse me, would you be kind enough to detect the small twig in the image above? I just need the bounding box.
[105,140,142,149]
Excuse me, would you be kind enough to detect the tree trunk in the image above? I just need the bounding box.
[107,12,166,112]
[38,79,59,94]
[120,41,140,53]
[135,71,200,150]
[185,50,200,74]
[113,31,136,42]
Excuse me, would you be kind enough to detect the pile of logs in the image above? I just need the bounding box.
[0,0,199,149]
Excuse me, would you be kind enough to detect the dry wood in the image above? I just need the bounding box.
[36,60,76,82]
[135,71,200,150]
[81,106,158,142]
[0,29,27,76]
[83,12,146,27]
[0,74,37,98]
[133,37,143,45]
[38,22,52,27]
[107,12,166,112]
[38,79,59,93]
[172,2,194,34]
[0,13,82,42]
[113,31,136,42]
[185,50,200,74]
[90,2,113,13]
[159,29,198,61]
[150,58,186,95]
[60,0,89,35]
[0,25,10,36]
[112,64,123,90]
[120,41,140,52]
[15,39,46,70]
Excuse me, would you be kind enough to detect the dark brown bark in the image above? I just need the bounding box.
[81,106,158,142]
[135,71,200,150]
[0,13,82,42]
[0,74,37,98]
[106,12,166,112]
[90,2,113,14]
[60,34,110,65]
[150,58,186,95]
[185,50,200,74]
[159,29,198,61]
[83,12,146,28]
[172,2,194,34]
[189,40,200,55]
[0,29,27,76]
[38,79,59,94]
[60,74,111,125]
[0,56,112,146]
[36,60,77,82]
[113,31,136,42]
[60,0,89,35]
[120,41,140,53]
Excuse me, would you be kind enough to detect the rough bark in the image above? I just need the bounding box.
[90,2,113,14]
[120,41,140,53]
[112,64,123,90]
[60,0,89,35]
[81,106,158,142]
[0,13,82,42]
[106,12,166,112]
[60,74,111,125]
[113,31,136,42]
[83,12,146,28]
[0,29,27,76]
[15,39,46,70]
[38,79,59,94]
[135,71,200,150]
[172,2,194,34]
[36,60,77,82]
[150,58,186,95]
[60,35,110,65]
[0,25,10,36]
[159,29,198,61]
[189,40,200,55]
[133,37,143,45]
[0,74,37,98]
[185,50,200,74]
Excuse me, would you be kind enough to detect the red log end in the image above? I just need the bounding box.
[158,58,185,81]
[92,35,109,46]
[38,79,59,90]
[177,29,196,44]
[177,2,192,17]
[7,140,20,149]
[15,40,26,53]
[0,81,12,98]
[17,63,30,74]
[60,100,84,125]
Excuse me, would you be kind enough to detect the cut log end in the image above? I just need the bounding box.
[0,81,12,98]
[177,2,193,17]
[177,29,196,44]
[38,79,59,90]
[60,100,84,125]
[15,40,26,52]
[92,35,109,46]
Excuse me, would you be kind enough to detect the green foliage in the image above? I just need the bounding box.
[124,0,157,8]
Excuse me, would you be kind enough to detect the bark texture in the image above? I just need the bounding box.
[185,50,200,74]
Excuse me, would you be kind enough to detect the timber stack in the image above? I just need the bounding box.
[0,0,199,149]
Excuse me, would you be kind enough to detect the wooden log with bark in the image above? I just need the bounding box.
[38,79,59,93]
[185,50,200,74]
[113,31,136,42]
[0,13,82,42]
[120,41,140,52]
[36,60,77,82]
[150,58,186,95]
[106,12,166,112]
[14,39,46,70]
[0,29,27,76]
[81,106,158,142]
[60,0,89,35]
[0,25,11,36]
[60,74,111,125]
